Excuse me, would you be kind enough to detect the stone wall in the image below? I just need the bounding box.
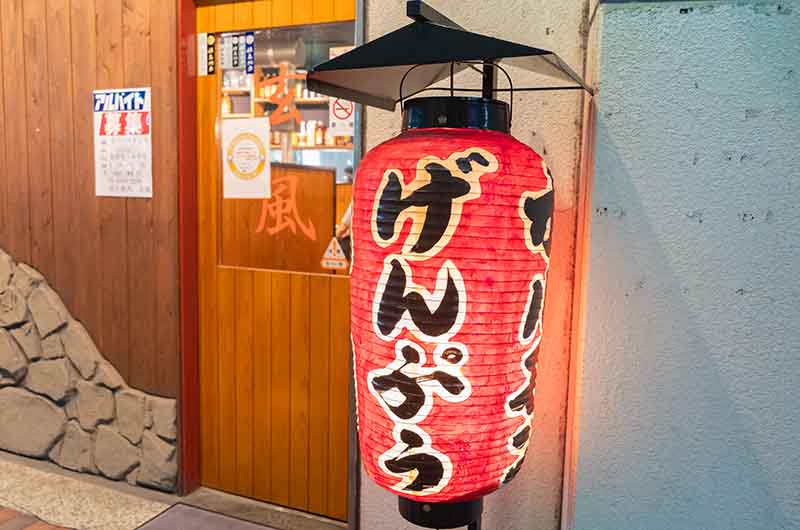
[0,248,178,492]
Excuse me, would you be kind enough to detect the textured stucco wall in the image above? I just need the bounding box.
[361,1,590,529]
[575,2,800,530]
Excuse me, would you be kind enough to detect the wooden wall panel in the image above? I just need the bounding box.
[45,0,78,335]
[235,0,254,28]
[313,0,335,23]
[1,0,31,263]
[70,0,101,376]
[203,0,354,33]
[308,275,331,515]
[235,270,255,496]
[252,0,272,27]
[95,0,130,378]
[198,3,221,488]
[272,0,293,27]
[292,0,314,25]
[289,274,311,510]
[23,0,55,282]
[0,2,6,254]
[335,183,353,225]
[269,273,292,506]
[217,267,239,488]
[151,0,180,395]
[328,277,350,520]
[334,0,355,22]
[252,271,273,500]
[124,0,158,393]
[0,0,181,398]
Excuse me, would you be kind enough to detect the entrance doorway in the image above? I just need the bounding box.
[196,1,357,522]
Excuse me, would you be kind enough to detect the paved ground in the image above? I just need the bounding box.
[0,507,71,529]
[0,454,171,530]
[0,452,345,530]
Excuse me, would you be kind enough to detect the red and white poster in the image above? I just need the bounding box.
[93,87,153,198]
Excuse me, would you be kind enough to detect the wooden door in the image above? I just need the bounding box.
[196,1,355,521]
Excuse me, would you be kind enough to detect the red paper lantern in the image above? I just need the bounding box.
[350,97,554,506]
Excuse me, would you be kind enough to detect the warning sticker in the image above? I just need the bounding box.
[321,237,349,270]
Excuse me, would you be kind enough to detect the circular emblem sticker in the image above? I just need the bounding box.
[226,132,266,180]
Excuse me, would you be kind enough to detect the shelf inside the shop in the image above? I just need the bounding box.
[295,98,329,106]
[253,97,328,107]
[222,88,250,94]
[270,144,354,150]
[222,113,253,118]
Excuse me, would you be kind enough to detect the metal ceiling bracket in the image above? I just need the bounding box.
[406,0,464,30]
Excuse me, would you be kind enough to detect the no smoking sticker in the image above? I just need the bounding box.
[329,97,355,137]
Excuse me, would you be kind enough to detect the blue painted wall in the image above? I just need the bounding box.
[576,2,800,529]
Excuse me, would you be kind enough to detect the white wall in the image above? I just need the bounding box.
[361,1,590,529]
[575,2,800,530]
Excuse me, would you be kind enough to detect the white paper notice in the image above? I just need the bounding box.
[93,88,153,198]
[222,117,271,199]
[328,46,355,137]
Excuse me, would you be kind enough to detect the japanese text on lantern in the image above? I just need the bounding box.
[367,149,496,495]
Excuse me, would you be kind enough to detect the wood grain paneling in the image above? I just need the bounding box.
[335,183,352,225]
[70,0,101,372]
[220,165,336,274]
[203,0,355,32]
[0,4,6,255]
[152,0,180,396]
[124,0,157,393]
[1,0,32,263]
[197,1,355,519]
[95,0,130,379]
[0,0,181,398]
[198,3,221,489]
[23,0,55,282]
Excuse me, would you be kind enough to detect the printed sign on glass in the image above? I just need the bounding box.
[245,32,255,74]
[328,46,355,137]
[222,117,271,199]
[222,34,247,70]
[93,87,153,198]
[198,33,216,76]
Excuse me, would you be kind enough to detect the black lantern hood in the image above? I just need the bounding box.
[308,0,593,111]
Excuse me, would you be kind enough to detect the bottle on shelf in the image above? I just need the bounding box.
[315,121,324,146]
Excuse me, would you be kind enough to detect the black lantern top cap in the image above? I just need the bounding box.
[307,0,593,111]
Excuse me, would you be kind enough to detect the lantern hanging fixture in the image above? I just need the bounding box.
[309,3,592,529]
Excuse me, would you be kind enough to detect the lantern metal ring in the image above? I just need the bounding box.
[399,60,516,128]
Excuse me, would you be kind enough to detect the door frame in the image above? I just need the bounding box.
[176,2,364,529]
[177,0,201,497]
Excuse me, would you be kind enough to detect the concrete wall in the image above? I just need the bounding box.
[574,2,800,530]
[361,1,592,528]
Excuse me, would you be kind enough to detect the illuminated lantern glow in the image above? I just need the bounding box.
[350,97,554,507]
[305,3,590,524]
